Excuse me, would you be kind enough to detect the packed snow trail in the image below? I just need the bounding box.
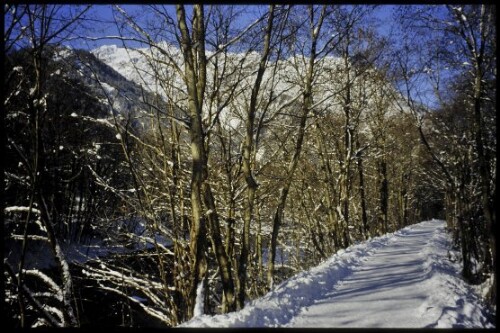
[286,220,473,327]
[181,220,493,328]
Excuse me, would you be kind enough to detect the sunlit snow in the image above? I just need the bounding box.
[180,220,493,328]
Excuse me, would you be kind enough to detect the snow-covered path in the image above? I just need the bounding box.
[181,220,494,328]
[288,220,452,327]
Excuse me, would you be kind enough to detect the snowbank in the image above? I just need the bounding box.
[180,220,494,328]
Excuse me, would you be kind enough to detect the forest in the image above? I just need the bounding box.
[2,4,496,327]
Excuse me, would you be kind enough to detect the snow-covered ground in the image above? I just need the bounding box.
[180,219,494,328]
[4,218,173,270]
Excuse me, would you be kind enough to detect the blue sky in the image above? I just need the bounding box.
[67,5,397,49]
[68,5,145,49]
[67,4,271,50]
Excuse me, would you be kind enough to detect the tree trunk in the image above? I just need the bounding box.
[314,121,339,252]
[339,44,353,248]
[268,61,313,287]
[239,6,275,306]
[267,9,329,287]
[472,45,495,302]
[379,161,389,234]
[356,146,369,239]
[176,4,236,315]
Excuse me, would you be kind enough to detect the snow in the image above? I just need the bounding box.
[100,82,116,94]
[5,216,173,272]
[255,148,265,162]
[193,282,205,317]
[131,295,148,303]
[24,270,63,300]
[53,47,73,61]
[91,44,178,97]
[180,220,493,328]
[4,206,41,215]
[90,43,357,128]
[228,118,241,130]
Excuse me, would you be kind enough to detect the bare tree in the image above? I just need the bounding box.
[4,4,91,327]
[394,5,495,301]
[267,5,332,289]
[237,4,280,309]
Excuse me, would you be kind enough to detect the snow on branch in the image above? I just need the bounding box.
[4,262,63,327]
[24,269,63,300]
[98,284,172,325]
[41,306,65,324]
[5,206,41,215]
[79,259,176,325]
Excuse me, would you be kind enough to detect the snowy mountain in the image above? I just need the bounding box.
[90,43,407,127]
[49,45,168,133]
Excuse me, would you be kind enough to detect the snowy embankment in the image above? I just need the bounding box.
[180,220,494,328]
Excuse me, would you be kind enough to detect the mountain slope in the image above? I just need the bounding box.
[180,220,494,328]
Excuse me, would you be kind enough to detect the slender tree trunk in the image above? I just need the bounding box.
[472,50,495,302]
[268,7,329,288]
[238,5,275,309]
[203,185,236,312]
[26,49,78,327]
[268,61,313,288]
[314,122,339,252]
[176,5,236,314]
[176,5,208,317]
[339,46,353,247]
[256,205,264,286]
[456,186,473,281]
[379,161,389,234]
[301,191,327,259]
[356,142,369,239]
